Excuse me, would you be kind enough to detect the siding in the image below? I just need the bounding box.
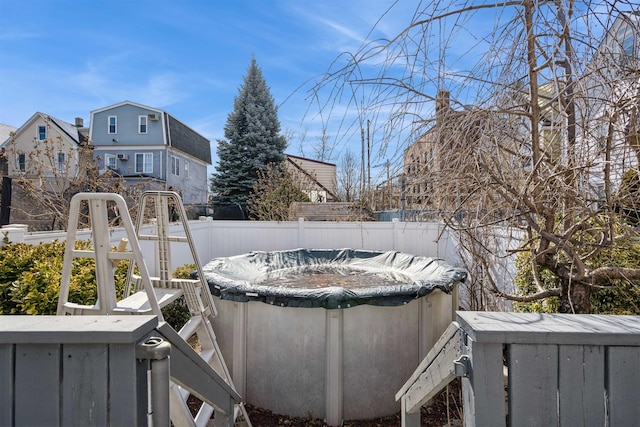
[90,104,165,147]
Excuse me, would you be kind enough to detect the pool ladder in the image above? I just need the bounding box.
[56,191,251,427]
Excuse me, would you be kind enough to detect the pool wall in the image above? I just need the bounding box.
[211,288,456,424]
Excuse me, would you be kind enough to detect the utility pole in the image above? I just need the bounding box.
[361,126,365,196]
[367,119,371,194]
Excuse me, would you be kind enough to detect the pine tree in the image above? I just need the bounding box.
[210,57,287,206]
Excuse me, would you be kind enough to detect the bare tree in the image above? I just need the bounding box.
[247,162,312,221]
[337,148,360,202]
[309,0,640,313]
[3,119,157,230]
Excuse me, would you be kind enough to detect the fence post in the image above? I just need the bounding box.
[298,217,305,248]
[136,336,172,427]
[392,218,400,252]
[1,225,26,245]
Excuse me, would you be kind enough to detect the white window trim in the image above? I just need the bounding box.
[37,125,47,141]
[135,152,153,174]
[56,151,66,173]
[184,160,190,179]
[16,153,26,172]
[108,116,117,134]
[138,115,148,134]
[171,155,180,176]
[105,154,117,170]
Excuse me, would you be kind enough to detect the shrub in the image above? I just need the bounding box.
[513,233,640,314]
[0,240,198,327]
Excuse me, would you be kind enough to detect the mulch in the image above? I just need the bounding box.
[190,378,463,427]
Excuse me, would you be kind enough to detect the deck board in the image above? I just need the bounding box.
[456,311,640,345]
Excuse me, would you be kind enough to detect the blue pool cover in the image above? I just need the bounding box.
[201,248,467,309]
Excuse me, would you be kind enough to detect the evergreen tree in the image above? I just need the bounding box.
[210,57,287,206]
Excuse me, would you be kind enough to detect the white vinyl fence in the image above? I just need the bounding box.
[2,218,463,275]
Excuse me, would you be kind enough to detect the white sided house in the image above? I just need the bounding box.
[89,101,211,208]
[0,113,88,182]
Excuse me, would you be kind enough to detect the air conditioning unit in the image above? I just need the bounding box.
[117,154,128,161]
[148,113,159,121]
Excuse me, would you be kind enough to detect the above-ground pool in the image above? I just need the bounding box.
[202,248,466,424]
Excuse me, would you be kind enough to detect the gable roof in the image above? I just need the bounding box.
[0,123,17,145]
[1,112,84,147]
[90,100,163,116]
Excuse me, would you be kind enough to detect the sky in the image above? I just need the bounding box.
[0,1,621,184]
[0,0,419,180]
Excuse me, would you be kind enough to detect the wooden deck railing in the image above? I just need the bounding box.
[397,311,640,426]
[0,315,241,427]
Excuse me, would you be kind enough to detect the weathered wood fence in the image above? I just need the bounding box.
[397,311,640,426]
[0,315,241,427]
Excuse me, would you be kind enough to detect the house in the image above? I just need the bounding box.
[578,11,639,201]
[89,101,211,209]
[0,123,18,176]
[403,89,483,211]
[0,113,89,182]
[286,154,338,202]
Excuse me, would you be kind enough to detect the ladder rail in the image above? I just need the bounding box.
[127,190,250,426]
[57,193,162,319]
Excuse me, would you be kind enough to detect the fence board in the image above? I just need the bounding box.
[109,343,147,426]
[509,343,558,426]
[15,343,61,426]
[62,344,109,426]
[558,345,605,426]
[0,344,13,426]
[463,342,505,427]
[607,346,640,426]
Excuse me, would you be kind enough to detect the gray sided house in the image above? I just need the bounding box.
[89,101,211,207]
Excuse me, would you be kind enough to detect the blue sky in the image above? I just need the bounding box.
[0,0,419,179]
[0,1,620,184]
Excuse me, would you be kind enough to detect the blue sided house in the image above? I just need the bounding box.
[89,101,211,210]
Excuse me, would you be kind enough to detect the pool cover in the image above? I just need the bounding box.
[201,248,467,309]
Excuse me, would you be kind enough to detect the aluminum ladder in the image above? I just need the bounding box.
[56,191,250,427]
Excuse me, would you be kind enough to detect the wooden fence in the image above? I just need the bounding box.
[0,315,241,427]
[397,311,640,426]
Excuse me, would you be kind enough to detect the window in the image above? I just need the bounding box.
[56,152,66,173]
[105,154,117,170]
[37,125,46,140]
[184,160,190,179]
[171,155,180,176]
[135,152,153,174]
[622,34,634,57]
[139,116,148,134]
[108,116,117,134]
[17,153,26,171]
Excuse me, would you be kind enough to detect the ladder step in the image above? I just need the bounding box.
[138,234,189,243]
[178,316,203,340]
[116,288,184,312]
[194,403,214,427]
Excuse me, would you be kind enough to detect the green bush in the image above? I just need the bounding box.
[0,240,198,327]
[513,233,640,315]
[0,240,119,314]
[162,263,196,330]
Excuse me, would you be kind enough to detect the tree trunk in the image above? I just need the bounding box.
[559,279,591,314]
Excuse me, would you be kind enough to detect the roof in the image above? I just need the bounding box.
[1,113,84,147]
[167,113,211,164]
[286,154,336,167]
[90,100,163,116]
[91,101,211,164]
[0,123,17,145]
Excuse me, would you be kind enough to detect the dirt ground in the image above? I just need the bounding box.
[192,378,463,427]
